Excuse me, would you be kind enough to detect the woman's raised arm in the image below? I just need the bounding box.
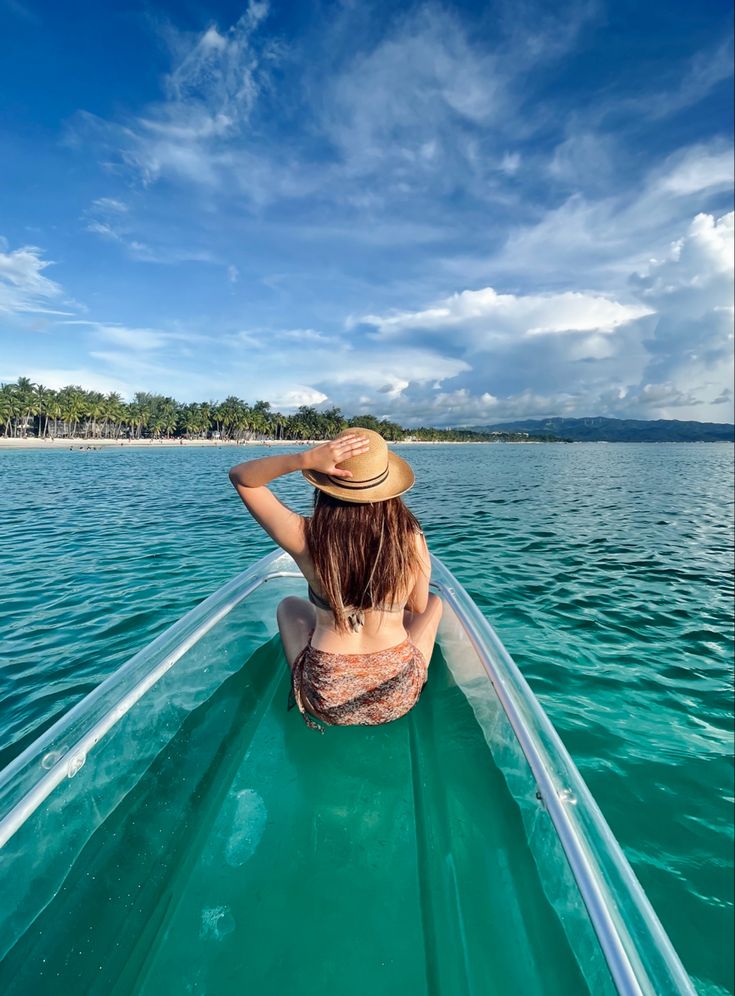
[228,434,369,556]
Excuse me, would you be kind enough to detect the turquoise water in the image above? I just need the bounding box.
[1,442,733,993]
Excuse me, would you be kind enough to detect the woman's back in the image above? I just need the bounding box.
[294,527,427,654]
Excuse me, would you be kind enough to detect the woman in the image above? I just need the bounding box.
[228,428,442,732]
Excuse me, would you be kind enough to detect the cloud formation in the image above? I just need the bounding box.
[2,1,732,426]
[0,239,70,315]
[362,287,651,342]
[628,210,734,413]
[66,2,274,191]
[346,209,733,424]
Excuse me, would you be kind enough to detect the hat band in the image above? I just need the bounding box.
[327,464,390,490]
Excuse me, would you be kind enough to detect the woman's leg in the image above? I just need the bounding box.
[277,596,316,668]
[403,594,443,670]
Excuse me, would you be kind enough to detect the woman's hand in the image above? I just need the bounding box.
[303,433,370,478]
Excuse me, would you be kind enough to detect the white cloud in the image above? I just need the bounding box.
[317,349,468,388]
[223,327,342,349]
[378,377,410,399]
[91,197,129,213]
[277,328,337,344]
[471,138,735,294]
[655,145,734,197]
[608,35,734,123]
[423,388,499,419]
[81,199,218,264]
[60,0,600,214]
[547,128,616,189]
[65,2,274,192]
[219,332,469,416]
[0,238,72,315]
[626,210,734,419]
[499,151,521,175]
[362,286,651,343]
[163,2,269,125]
[635,383,701,408]
[92,324,210,351]
[85,221,120,241]
[270,386,328,409]
[343,209,734,425]
[313,1,597,206]
[96,326,171,350]
[632,211,733,301]
[384,386,586,426]
[324,6,504,178]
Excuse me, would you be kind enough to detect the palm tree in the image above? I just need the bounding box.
[132,393,155,439]
[33,384,55,438]
[102,392,125,439]
[218,396,244,440]
[0,383,14,437]
[233,403,253,440]
[271,411,288,440]
[3,374,427,445]
[159,398,179,438]
[85,391,106,439]
[57,386,87,438]
[199,402,214,438]
[13,376,37,437]
[321,406,347,438]
[290,405,323,440]
[46,391,62,439]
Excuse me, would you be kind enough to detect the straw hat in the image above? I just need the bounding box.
[302,427,415,503]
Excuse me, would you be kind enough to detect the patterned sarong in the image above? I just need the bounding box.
[288,635,428,733]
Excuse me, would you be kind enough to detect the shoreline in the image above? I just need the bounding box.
[0,437,290,449]
[0,436,517,450]
[1,437,728,451]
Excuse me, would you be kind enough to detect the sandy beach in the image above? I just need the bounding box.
[0,436,504,450]
[0,437,286,450]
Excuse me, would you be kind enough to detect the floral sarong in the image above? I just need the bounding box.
[288,634,428,733]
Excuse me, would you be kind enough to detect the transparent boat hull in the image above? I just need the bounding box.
[0,551,695,995]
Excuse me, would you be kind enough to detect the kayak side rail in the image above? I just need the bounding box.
[0,550,300,849]
[0,549,695,996]
[428,554,695,996]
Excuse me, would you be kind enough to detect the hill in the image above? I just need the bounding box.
[470,416,735,443]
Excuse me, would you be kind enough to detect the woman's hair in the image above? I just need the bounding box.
[304,491,424,633]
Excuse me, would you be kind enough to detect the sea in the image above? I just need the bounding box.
[1,441,733,994]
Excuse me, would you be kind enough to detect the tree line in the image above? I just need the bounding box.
[0,377,539,443]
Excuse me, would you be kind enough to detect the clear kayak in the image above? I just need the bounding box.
[0,550,696,995]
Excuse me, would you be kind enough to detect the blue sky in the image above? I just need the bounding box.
[1,0,732,425]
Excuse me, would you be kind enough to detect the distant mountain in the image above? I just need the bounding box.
[469,417,735,443]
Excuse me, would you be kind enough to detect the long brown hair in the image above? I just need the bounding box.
[305,491,424,633]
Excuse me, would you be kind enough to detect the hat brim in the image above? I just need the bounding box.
[302,451,415,504]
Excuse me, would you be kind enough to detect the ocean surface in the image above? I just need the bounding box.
[1,442,733,993]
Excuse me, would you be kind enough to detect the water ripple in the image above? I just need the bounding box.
[0,442,733,993]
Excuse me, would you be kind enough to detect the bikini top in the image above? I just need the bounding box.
[307,584,402,613]
[307,583,404,633]
[306,529,423,632]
